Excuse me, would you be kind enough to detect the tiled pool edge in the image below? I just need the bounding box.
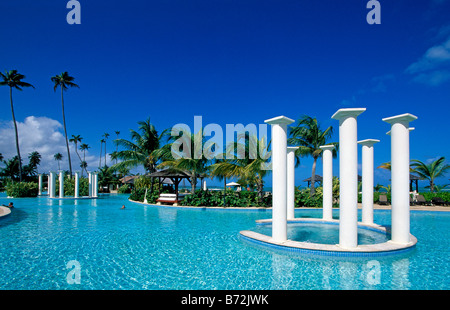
[240,218,417,257]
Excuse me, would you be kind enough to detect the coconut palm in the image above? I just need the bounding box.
[102,133,109,167]
[54,153,63,171]
[69,134,83,163]
[156,127,210,193]
[0,70,35,182]
[99,139,105,168]
[210,133,271,200]
[288,115,337,196]
[79,143,90,176]
[51,72,79,177]
[411,157,450,192]
[111,118,165,174]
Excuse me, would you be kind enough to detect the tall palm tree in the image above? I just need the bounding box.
[111,118,165,174]
[69,134,83,164]
[411,157,450,192]
[54,153,63,171]
[102,133,109,167]
[114,131,120,165]
[99,139,105,168]
[288,115,337,196]
[0,70,35,182]
[79,143,90,176]
[51,72,79,178]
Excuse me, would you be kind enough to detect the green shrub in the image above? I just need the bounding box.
[6,182,38,198]
[419,192,450,202]
[118,184,131,194]
[54,177,89,197]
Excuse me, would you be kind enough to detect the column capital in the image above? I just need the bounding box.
[382,113,417,125]
[287,146,299,153]
[331,108,366,121]
[319,144,335,151]
[386,127,415,135]
[357,139,380,146]
[264,115,295,125]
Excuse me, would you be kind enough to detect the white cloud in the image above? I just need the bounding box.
[406,36,450,86]
[0,116,100,174]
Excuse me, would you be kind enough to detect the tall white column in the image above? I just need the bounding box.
[93,173,98,198]
[265,116,295,242]
[59,171,65,198]
[38,174,43,196]
[49,171,56,198]
[382,113,417,244]
[320,145,335,221]
[88,172,93,197]
[74,172,80,198]
[358,139,379,225]
[332,108,366,249]
[287,146,299,220]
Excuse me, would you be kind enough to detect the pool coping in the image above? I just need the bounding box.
[240,218,418,257]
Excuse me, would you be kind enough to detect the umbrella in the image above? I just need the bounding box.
[226,182,241,187]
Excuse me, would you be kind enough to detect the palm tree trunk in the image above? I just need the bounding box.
[61,87,72,177]
[10,87,23,182]
[310,157,318,196]
[223,177,226,206]
[99,141,102,168]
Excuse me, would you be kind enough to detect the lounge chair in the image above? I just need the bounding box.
[416,195,432,206]
[431,197,447,206]
[378,195,389,205]
[156,193,186,206]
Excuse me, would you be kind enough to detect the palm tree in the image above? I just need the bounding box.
[102,133,109,167]
[288,115,337,196]
[27,151,41,176]
[51,72,79,178]
[411,157,450,192]
[79,143,90,176]
[54,153,63,171]
[210,133,271,200]
[157,127,210,193]
[114,131,120,165]
[69,134,83,164]
[111,118,165,174]
[99,139,105,168]
[0,70,35,182]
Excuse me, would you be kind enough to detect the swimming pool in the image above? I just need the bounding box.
[0,193,448,290]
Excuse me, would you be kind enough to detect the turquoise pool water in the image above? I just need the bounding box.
[0,193,448,290]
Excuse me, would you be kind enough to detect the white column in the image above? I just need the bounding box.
[74,172,80,198]
[93,173,98,198]
[59,171,65,198]
[287,146,299,220]
[88,172,93,197]
[382,113,417,244]
[320,145,335,221]
[265,116,295,242]
[49,171,56,198]
[358,139,379,225]
[332,108,366,249]
[47,173,52,197]
[38,174,43,196]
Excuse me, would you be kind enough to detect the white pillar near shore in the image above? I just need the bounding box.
[287,146,299,220]
[332,108,366,249]
[265,116,295,242]
[382,113,417,244]
[88,172,93,197]
[74,172,80,198]
[320,145,335,221]
[49,171,56,198]
[93,172,98,198]
[358,139,380,225]
[38,174,43,196]
[59,171,65,198]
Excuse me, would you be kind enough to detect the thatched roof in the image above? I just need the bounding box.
[303,175,323,182]
[120,175,139,184]
[147,169,192,179]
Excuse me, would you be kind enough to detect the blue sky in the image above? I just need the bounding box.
[0,0,449,188]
